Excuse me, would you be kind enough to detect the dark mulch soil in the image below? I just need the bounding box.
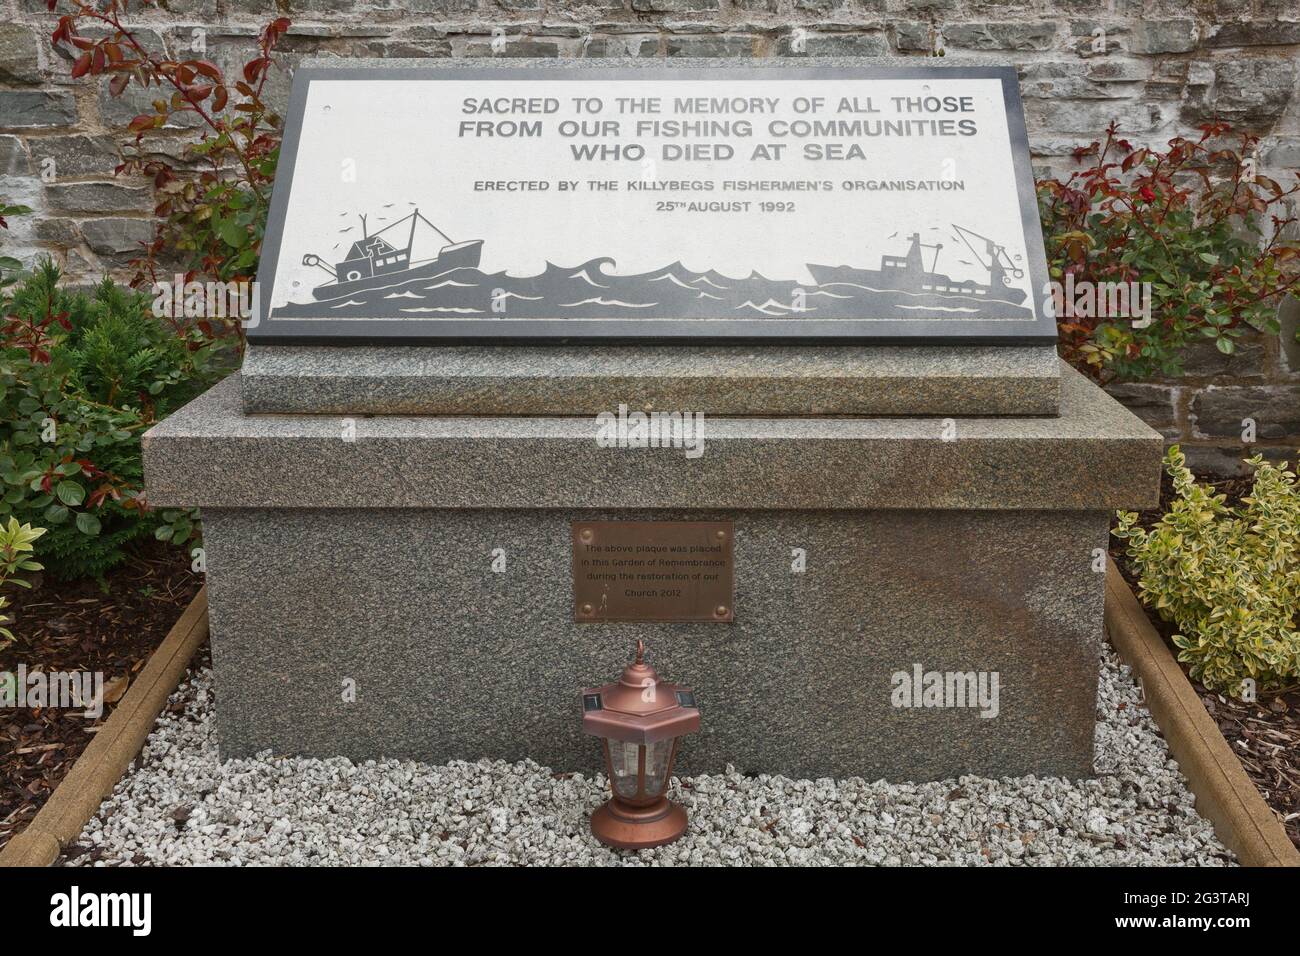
[0,542,203,852]
[1109,470,1300,852]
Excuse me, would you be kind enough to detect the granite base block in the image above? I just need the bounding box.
[240,344,1062,417]
[203,507,1108,780]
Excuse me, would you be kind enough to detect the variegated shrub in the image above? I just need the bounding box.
[1113,447,1300,695]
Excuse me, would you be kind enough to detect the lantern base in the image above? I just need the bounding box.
[591,798,688,850]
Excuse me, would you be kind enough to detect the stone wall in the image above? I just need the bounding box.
[0,0,1297,468]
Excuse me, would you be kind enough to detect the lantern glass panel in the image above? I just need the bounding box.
[644,738,675,797]
[609,740,642,798]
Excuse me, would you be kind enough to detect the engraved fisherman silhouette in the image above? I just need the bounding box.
[806,223,1026,306]
[300,208,483,302]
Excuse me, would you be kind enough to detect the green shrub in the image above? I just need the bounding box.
[1038,122,1300,383]
[0,516,45,645]
[1113,447,1300,695]
[0,259,231,580]
[0,200,32,294]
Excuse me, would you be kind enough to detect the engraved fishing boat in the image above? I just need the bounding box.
[302,208,483,302]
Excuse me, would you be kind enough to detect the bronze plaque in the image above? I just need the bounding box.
[572,521,734,623]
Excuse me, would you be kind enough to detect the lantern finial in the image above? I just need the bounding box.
[635,639,644,665]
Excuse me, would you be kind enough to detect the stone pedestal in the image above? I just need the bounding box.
[143,349,1160,780]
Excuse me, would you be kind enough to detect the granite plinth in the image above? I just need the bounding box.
[239,345,1061,416]
[143,357,1159,778]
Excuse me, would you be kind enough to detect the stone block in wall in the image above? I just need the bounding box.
[31,217,82,248]
[44,182,154,214]
[1190,385,1300,440]
[1181,59,1298,131]
[98,83,203,131]
[1174,335,1268,380]
[80,218,154,260]
[1258,0,1300,15]
[267,0,357,14]
[461,36,569,57]
[665,35,757,57]
[582,35,654,57]
[1128,19,1198,54]
[1279,296,1300,377]
[776,32,888,57]
[1181,444,1297,477]
[369,25,460,58]
[1066,20,1124,58]
[564,0,627,10]
[1028,98,1165,134]
[352,35,456,58]
[1019,61,1140,100]
[942,23,1058,53]
[0,134,29,175]
[1086,60,1149,84]
[894,22,933,54]
[0,24,41,86]
[19,0,215,10]
[631,0,721,11]
[897,0,957,12]
[1260,139,1300,169]
[0,91,76,129]
[1104,382,1183,439]
[1205,21,1300,48]
[347,0,480,11]
[26,134,123,179]
[1146,59,1190,99]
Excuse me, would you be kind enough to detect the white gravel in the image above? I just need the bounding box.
[66,646,1234,866]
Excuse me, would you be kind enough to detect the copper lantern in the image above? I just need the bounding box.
[581,640,700,849]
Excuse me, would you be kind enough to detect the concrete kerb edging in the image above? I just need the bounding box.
[1105,558,1300,868]
[0,587,209,868]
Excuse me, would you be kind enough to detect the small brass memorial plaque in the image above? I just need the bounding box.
[572,521,735,623]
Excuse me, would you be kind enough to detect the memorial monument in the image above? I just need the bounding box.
[143,60,1161,780]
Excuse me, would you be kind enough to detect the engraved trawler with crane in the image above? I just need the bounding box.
[805,224,1027,308]
[301,208,483,302]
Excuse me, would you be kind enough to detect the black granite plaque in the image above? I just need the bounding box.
[249,65,1055,345]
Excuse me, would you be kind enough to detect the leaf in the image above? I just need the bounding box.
[74,511,101,536]
[55,480,85,506]
[102,675,130,705]
[216,217,246,248]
